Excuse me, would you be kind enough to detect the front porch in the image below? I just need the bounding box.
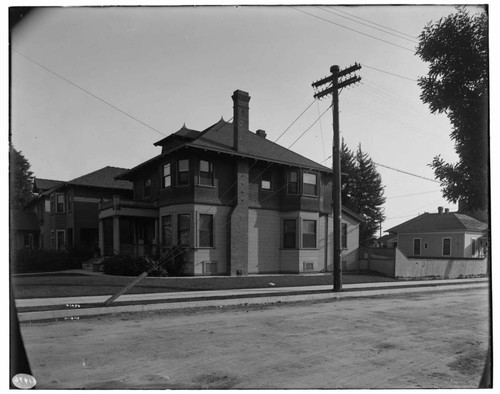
[98,196,159,257]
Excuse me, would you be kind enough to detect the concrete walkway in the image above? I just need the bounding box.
[15,277,488,322]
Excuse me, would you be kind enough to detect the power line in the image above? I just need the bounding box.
[13,49,167,137]
[386,190,441,199]
[329,6,418,40]
[288,103,332,149]
[274,99,316,143]
[290,7,415,53]
[374,161,440,183]
[361,63,418,82]
[317,6,418,44]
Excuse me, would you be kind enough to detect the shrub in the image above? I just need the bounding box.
[13,248,85,274]
[102,254,168,277]
[160,246,191,276]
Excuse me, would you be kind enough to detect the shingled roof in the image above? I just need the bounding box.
[386,212,487,234]
[33,178,64,193]
[65,166,133,190]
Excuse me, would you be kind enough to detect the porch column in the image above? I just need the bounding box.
[98,219,104,257]
[113,216,120,254]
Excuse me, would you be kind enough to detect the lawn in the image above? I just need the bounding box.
[11,272,397,299]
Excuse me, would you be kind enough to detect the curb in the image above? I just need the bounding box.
[17,280,488,322]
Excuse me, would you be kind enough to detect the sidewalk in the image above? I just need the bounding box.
[15,277,489,322]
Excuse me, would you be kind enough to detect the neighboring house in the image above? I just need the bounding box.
[386,207,488,259]
[16,167,132,252]
[99,89,363,275]
[375,233,397,248]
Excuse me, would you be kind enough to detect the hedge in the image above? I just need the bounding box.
[13,245,94,274]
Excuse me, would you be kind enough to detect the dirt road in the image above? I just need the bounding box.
[19,287,490,389]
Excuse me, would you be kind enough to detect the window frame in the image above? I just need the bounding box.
[162,163,171,189]
[471,238,477,256]
[177,159,190,186]
[162,215,172,247]
[55,193,65,213]
[302,219,317,249]
[143,178,152,198]
[302,172,318,196]
[442,237,452,256]
[56,229,65,251]
[287,170,299,194]
[198,214,214,248]
[177,214,191,246]
[283,219,297,249]
[413,238,422,256]
[199,160,214,187]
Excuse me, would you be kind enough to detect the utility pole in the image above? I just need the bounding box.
[312,63,361,292]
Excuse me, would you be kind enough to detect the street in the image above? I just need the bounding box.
[19,287,489,389]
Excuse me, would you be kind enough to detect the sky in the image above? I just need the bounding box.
[8,2,491,233]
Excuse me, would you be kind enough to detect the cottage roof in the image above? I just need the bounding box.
[386,212,487,234]
[121,118,330,180]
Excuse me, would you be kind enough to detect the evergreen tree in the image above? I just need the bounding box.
[416,7,488,214]
[10,144,34,211]
[341,143,386,246]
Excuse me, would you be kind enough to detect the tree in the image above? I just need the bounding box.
[416,7,488,214]
[341,143,386,246]
[10,144,34,210]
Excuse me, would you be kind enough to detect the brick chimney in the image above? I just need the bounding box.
[438,206,444,214]
[232,90,250,151]
[444,208,450,214]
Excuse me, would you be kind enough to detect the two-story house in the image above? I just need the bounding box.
[18,167,133,252]
[98,90,362,275]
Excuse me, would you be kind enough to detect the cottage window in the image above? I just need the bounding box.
[162,215,172,247]
[288,171,299,194]
[56,194,65,213]
[144,178,152,198]
[178,214,190,246]
[303,173,318,196]
[178,159,190,185]
[471,238,477,256]
[199,160,214,186]
[163,163,171,188]
[341,223,348,249]
[283,219,296,249]
[199,214,214,247]
[413,238,421,256]
[302,220,317,248]
[443,238,451,256]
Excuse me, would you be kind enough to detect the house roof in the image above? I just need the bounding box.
[386,212,488,234]
[64,166,133,190]
[120,119,330,180]
[33,178,64,193]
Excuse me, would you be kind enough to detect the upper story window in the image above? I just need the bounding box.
[45,199,51,213]
[50,195,55,213]
[67,192,72,212]
[178,159,189,186]
[199,160,214,186]
[144,178,152,198]
[443,237,451,256]
[303,173,318,196]
[163,163,171,188]
[56,193,65,213]
[288,170,299,194]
